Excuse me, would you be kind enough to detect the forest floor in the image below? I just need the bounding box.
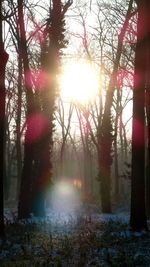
[1,205,150,267]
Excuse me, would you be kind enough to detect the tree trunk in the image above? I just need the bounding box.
[130,1,148,231]
[31,0,72,216]
[18,0,35,219]
[145,1,150,218]
[0,0,9,237]
[113,87,121,201]
[16,53,22,200]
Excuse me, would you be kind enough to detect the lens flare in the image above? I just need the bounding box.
[49,180,80,217]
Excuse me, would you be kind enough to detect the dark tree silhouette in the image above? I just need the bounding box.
[130,0,149,231]
[18,0,72,218]
[31,0,67,216]
[145,1,150,217]
[0,0,9,239]
[17,0,36,219]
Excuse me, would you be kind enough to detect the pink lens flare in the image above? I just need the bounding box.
[26,69,52,91]
[26,113,49,143]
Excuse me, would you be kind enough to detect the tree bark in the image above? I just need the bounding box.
[0,0,9,238]
[31,0,72,216]
[130,1,148,231]
[16,52,23,200]
[114,89,120,201]
[17,0,35,218]
[144,1,150,218]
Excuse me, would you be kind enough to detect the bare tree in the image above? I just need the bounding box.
[55,97,74,176]
[0,0,9,239]
[69,0,134,211]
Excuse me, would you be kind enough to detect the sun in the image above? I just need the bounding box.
[60,61,99,104]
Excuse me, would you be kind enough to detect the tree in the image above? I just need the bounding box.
[75,106,94,198]
[18,0,72,218]
[0,0,9,239]
[97,0,134,213]
[17,0,37,218]
[145,1,150,218]
[55,97,74,176]
[66,0,134,211]
[130,0,149,231]
[31,0,73,217]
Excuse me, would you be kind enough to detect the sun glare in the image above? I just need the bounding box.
[60,61,99,103]
[50,180,80,215]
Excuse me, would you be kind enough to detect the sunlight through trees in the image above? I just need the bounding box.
[0,0,150,247]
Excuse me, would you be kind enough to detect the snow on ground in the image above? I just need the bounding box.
[1,205,150,267]
[4,205,130,225]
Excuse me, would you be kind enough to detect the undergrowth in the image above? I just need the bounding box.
[0,216,150,266]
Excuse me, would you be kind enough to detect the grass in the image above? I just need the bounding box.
[0,215,150,266]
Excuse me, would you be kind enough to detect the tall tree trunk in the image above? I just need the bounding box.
[18,0,72,218]
[146,76,150,216]
[130,1,148,231]
[0,0,9,239]
[145,120,150,217]
[16,53,22,200]
[18,0,35,219]
[114,90,120,201]
[145,1,150,218]
[31,0,72,216]
[4,115,10,200]
[76,109,88,196]
[98,0,133,213]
